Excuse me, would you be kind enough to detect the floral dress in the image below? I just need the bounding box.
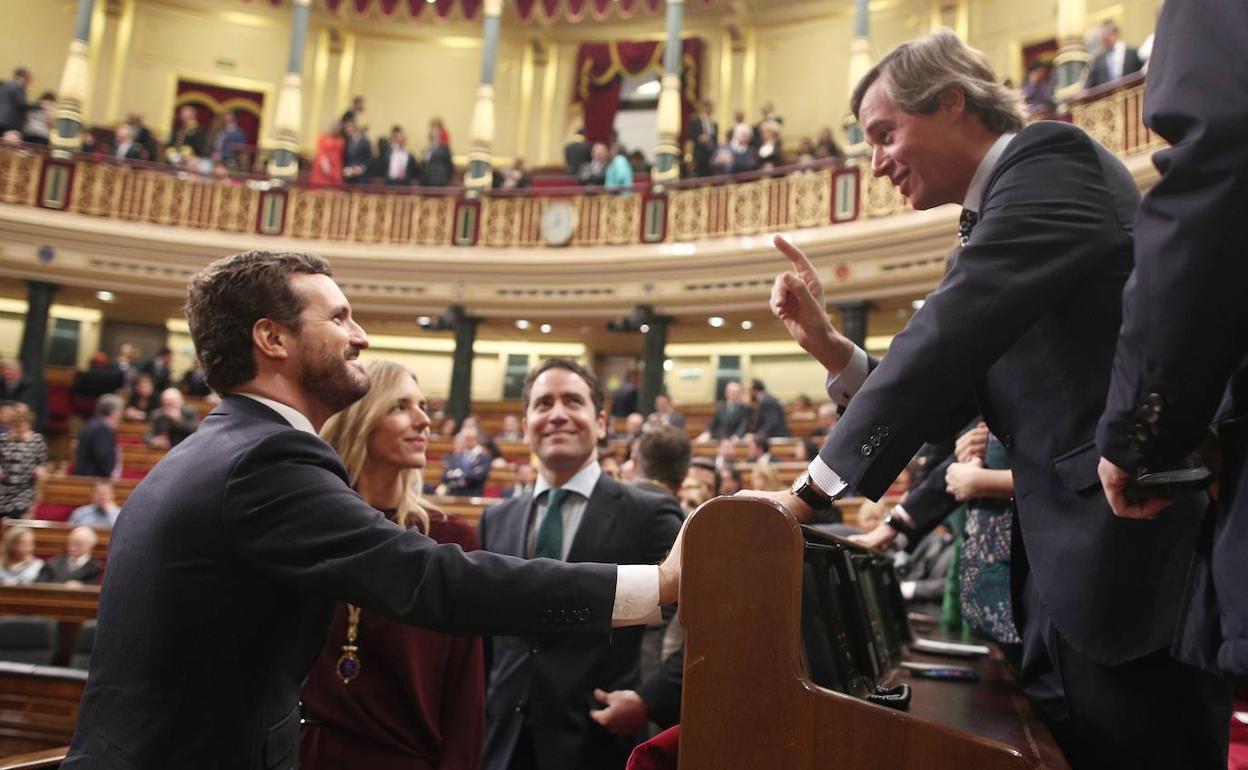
[0,432,47,518]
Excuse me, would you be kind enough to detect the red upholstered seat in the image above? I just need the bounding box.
[1230,701,1248,770]
[625,725,679,770]
[35,503,76,522]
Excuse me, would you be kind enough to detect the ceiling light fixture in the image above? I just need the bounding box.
[708,316,725,328]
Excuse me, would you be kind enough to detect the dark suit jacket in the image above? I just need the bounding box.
[74,417,116,478]
[478,473,682,770]
[817,122,1201,666]
[0,375,30,404]
[565,140,591,176]
[64,397,618,770]
[0,79,28,132]
[686,116,718,176]
[379,148,419,185]
[1096,0,1248,674]
[1085,46,1143,89]
[37,555,103,585]
[610,383,638,418]
[706,402,751,439]
[421,144,454,187]
[751,392,790,438]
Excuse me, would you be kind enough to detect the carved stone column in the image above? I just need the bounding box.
[49,0,97,157]
[465,0,504,190]
[651,0,685,184]
[268,0,312,180]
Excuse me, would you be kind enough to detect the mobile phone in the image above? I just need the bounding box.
[1124,467,1213,503]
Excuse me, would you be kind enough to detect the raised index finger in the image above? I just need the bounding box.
[773,234,818,281]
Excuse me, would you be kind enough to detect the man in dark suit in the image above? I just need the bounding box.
[564,128,591,176]
[437,425,491,497]
[610,369,639,418]
[686,100,718,177]
[753,31,1229,769]
[0,359,31,405]
[37,526,103,585]
[749,379,790,438]
[378,125,419,185]
[112,124,143,162]
[420,126,454,187]
[1096,0,1248,678]
[1084,22,1143,90]
[479,359,683,770]
[0,67,31,134]
[140,347,173,393]
[64,252,685,770]
[697,380,751,441]
[75,394,121,478]
[341,120,373,184]
[648,393,685,430]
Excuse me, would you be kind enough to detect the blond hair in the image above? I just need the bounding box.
[1,526,34,569]
[749,462,783,492]
[320,360,434,533]
[852,29,1025,135]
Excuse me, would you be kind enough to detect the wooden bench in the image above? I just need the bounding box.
[0,584,100,670]
[36,476,137,522]
[0,663,86,760]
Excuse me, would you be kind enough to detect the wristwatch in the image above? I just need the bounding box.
[790,471,834,513]
[882,508,914,537]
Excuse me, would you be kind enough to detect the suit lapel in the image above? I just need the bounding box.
[567,476,620,563]
[496,492,534,558]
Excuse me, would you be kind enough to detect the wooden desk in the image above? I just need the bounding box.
[678,496,1067,769]
[0,663,85,759]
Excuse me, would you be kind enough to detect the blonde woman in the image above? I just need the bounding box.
[299,360,484,770]
[748,461,784,492]
[0,526,43,585]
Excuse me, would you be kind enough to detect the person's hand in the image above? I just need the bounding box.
[590,689,650,736]
[955,422,989,463]
[657,514,689,605]
[945,458,984,502]
[849,519,900,550]
[1099,457,1169,520]
[149,435,170,451]
[770,236,845,370]
[694,431,711,443]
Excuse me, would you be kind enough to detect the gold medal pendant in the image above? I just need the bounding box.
[337,604,363,684]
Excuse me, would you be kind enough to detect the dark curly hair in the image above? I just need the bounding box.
[184,251,332,395]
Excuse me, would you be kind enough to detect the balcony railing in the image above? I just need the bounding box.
[0,76,1153,249]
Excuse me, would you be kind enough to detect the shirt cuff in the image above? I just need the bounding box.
[612,564,662,627]
[807,456,849,499]
[901,581,916,600]
[824,344,870,407]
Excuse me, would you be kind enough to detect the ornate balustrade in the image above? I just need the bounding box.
[0,76,1150,251]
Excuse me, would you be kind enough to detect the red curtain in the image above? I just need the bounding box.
[573,38,704,145]
[173,79,265,147]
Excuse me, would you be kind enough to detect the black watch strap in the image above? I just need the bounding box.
[791,471,833,512]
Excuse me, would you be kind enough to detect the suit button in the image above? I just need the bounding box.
[878,426,891,437]
[870,436,882,448]
[1001,434,1014,449]
[860,444,873,457]
[530,646,539,654]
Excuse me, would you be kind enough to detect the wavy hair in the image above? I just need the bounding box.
[320,360,435,533]
[852,29,1025,135]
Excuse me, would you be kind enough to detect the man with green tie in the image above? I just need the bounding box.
[478,358,684,770]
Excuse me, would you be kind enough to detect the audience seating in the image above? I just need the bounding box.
[0,662,86,759]
[35,476,137,522]
[0,521,111,565]
[68,620,95,671]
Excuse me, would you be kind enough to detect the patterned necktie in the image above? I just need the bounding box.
[534,488,570,560]
[958,209,978,247]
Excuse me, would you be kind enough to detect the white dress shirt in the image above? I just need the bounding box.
[805,133,1016,498]
[388,148,411,181]
[236,392,662,625]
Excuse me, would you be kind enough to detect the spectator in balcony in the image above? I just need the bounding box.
[342,120,374,184]
[340,95,365,126]
[756,120,784,171]
[0,526,43,585]
[815,127,843,161]
[436,426,489,497]
[698,380,751,442]
[211,111,246,170]
[494,158,531,190]
[648,392,685,430]
[687,99,718,177]
[713,124,759,175]
[69,480,122,528]
[2,130,22,147]
[797,138,817,164]
[497,414,523,442]
[21,91,54,145]
[749,379,790,438]
[1022,60,1056,117]
[379,125,418,186]
[37,526,102,586]
[564,127,591,176]
[169,105,207,166]
[605,142,634,192]
[113,124,142,161]
[1085,21,1142,89]
[71,351,124,420]
[310,120,345,187]
[0,404,47,520]
[0,67,31,135]
[429,116,451,148]
[420,122,454,188]
[141,347,174,394]
[124,374,158,422]
[146,387,198,450]
[578,141,610,186]
[610,369,639,418]
[0,359,31,407]
[753,102,784,146]
[125,113,157,161]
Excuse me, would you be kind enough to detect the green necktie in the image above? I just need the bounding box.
[534,487,570,560]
